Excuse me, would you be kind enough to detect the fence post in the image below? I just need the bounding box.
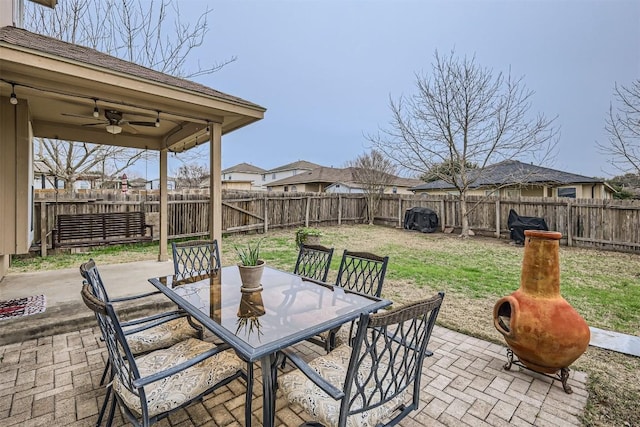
[398,195,403,228]
[440,198,446,231]
[263,195,269,233]
[338,194,342,225]
[305,196,311,227]
[40,201,47,257]
[567,200,573,247]
[495,199,501,239]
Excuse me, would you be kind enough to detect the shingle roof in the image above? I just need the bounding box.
[268,160,323,173]
[0,26,264,111]
[222,163,267,174]
[411,160,605,191]
[268,166,421,187]
[268,167,352,186]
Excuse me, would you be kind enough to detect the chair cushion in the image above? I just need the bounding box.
[114,338,243,418]
[126,317,199,354]
[278,345,406,427]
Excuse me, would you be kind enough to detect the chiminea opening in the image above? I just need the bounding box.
[496,301,512,333]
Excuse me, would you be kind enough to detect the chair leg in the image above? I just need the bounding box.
[99,359,111,385]
[279,351,288,369]
[105,393,117,427]
[326,330,336,353]
[96,384,112,426]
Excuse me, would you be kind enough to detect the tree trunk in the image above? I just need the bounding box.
[368,194,375,225]
[67,177,77,195]
[460,191,471,237]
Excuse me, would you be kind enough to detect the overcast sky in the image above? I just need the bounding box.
[171,0,639,179]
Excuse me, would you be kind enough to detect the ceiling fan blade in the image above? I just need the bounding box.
[127,121,157,127]
[62,112,98,120]
[121,123,139,134]
[81,122,108,127]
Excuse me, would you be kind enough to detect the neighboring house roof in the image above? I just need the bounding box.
[222,162,267,174]
[411,160,613,191]
[0,26,264,111]
[268,167,353,186]
[268,160,323,173]
[200,178,253,188]
[33,161,104,179]
[268,166,421,188]
[33,160,53,175]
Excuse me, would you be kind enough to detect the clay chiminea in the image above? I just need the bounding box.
[493,230,590,393]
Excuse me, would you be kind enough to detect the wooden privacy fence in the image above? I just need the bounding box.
[33,191,640,254]
[374,194,640,252]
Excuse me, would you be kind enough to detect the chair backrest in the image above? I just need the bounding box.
[80,282,145,414]
[335,250,388,297]
[293,243,334,282]
[79,259,110,302]
[171,239,221,277]
[341,292,444,426]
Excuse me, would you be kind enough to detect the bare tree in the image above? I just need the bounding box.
[174,163,209,189]
[34,138,152,190]
[24,0,233,191]
[598,80,640,175]
[347,150,397,225]
[369,50,558,237]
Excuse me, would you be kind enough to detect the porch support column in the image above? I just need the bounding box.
[158,149,168,261]
[209,123,223,246]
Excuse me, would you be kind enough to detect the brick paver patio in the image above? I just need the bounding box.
[0,324,588,426]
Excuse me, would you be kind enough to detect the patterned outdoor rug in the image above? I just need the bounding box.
[0,295,46,320]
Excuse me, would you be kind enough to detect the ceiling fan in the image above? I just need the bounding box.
[62,109,159,134]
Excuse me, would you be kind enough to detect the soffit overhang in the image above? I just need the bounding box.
[0,41,265,152]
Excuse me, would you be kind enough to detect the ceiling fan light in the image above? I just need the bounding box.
[155,117,160,127]
[93,99,99,117]
[106,124,122,134]
[10,84,18,105]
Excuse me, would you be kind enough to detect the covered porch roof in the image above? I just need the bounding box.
[0,26,265,152]
[0,25,265,266]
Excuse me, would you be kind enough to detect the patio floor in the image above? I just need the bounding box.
[0,261,588,426]
[0,324,588,427]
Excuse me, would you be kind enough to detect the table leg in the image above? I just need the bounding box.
[245,361,253,427]
[260,354,277,427]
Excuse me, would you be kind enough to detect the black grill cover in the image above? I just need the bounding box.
[507,209,548,244]
[404,207,439,233]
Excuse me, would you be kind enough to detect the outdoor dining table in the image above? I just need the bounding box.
[148,265,391,427]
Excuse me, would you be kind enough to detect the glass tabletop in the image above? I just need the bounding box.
[152,265,390,359]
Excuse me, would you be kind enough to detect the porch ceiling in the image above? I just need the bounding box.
[0,26,265,152]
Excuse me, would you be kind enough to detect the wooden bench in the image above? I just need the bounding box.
[52,212,153,248]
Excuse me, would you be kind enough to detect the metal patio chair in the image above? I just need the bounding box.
[293,243,335,282]
[80,260,203,424]
[278,292,444,427]
[335,250,389,298]
[171,239,221,277]
[81,283,247,427]
[309,250,389,352]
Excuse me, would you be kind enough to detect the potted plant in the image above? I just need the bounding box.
[295,227,322,247]
[235,239,265,291]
